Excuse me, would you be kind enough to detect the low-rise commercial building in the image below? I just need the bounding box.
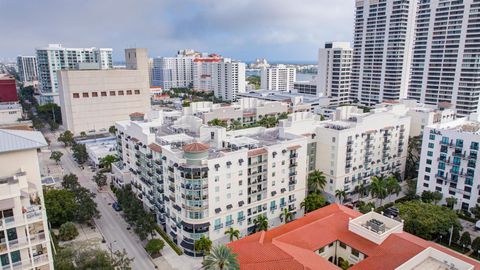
[58,48,150,135]
[229,204,480,270]
[417,113,480,211]
[112,112,307,256]
[0,75,18,103]
[0,103,23,125]
[0,129,53,270]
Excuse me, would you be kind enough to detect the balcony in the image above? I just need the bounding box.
[289,162,298,168]
[238,216,245,222]
[226,220,234,226]
[290,153,298,159]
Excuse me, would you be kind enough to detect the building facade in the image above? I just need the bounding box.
[417,113,480,211]
[112,112,307,256]
[182,98,289,126]
[16,56,38,84]
[408,0,480,117]
[151,50,199,90]
[281,106,410,202]
[317,42,353,106]
[0,75,18,103]
[0,129,53,270]
[260,65,296,92]
[58,48,150,135]
[351,0,417,106]
[378,99,456,137]
[0,103,22,125]
[36,44,113,104]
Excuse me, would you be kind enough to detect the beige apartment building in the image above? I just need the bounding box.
[59,48,150,135]
[0,129,53,269]
[281,105,410,202]
[182,98,289,126]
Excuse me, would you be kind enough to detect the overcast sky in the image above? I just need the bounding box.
[0,0,354,63]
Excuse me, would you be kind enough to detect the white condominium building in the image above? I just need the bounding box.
[0,129,53,270]
[260,65,296,92]
[112,112,307,256]
[408,0,480,117]
[280,105,410,202]
[151,50,200,90]
[317,42,353,106]
[36,44,113,104]
[377,99,456,137]
[193,58,245,101]
[417,114,480,212]
[16,56,38,83]
[182,98,288,126]
[352,0,417,106]
[58,48,150,135]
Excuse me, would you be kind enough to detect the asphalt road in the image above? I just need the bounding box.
[46,132,158,270]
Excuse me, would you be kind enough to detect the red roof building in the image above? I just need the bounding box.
[0,75,18,102]
[229,204,480,270]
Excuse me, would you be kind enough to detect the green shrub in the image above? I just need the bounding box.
[155,226,183,255]
[59,222,79,241]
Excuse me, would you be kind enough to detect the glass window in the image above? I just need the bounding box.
[127,90,132,95]
[73,93,80,98]
[429,134,435,140]
[427,151,433,157]
[339,242,346,249]
[92,92,98,97]
[428,143,434,149]
[82,92,89,98]
[134,90,140,94]
[101,91,107,96]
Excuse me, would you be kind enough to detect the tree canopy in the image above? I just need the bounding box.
[396,200,461,240]
[300,193,326,213]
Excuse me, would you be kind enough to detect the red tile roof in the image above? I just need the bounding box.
[247,148,267,157]
[228,204,480,270]
[183,142,209,153]
[129,112,145,117]
[148,143,162,153]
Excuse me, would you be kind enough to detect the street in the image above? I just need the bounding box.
[41,130,169,270]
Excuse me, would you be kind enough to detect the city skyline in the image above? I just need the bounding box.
[0,0,353,62]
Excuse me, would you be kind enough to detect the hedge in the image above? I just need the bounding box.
[155,226,183,255]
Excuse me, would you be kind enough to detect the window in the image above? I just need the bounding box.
[215,186,220,192]
[110,91,116,96]
[215,176,219,182]
[73,93,80,98]
[351,248,360,257]
[428,143,434,149]
[134,90,140,94]
[426,159,432,165]
[118,90,124,95]
[425,167,431,173]
[101,92,107,97]
[429,134,436,140]
[92,92,98,97]
[227,193,231,199]
[127,90,132,95]
[427,151,433,157]
[238,171,243,176]
[227,183,231,189]
[339,242,347,249]
[82,92,89,98]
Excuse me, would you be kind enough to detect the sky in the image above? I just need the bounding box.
[0,0,354,63]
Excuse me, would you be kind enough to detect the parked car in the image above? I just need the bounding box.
[475,220,480,231]
[112,202,122,212]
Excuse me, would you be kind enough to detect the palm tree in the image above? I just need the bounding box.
[446,196,458,209]
[253,215,268,232]
[202,245,239,270]
[209,118,227,128]
[335,189,347,204]
[195,235,212,259]
[307,170,327,194]
[230,120,242,130]
[301,193,326,213]
[279,208,293,224]
[370,176,388,207]
[224,228,240,242]
[386,176,402,202]
[358,183,368,199]
[100,154,118,171]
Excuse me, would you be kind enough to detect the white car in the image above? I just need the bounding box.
[475,220,480,231]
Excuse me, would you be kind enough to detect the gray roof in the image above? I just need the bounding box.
[0,129,48,153]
